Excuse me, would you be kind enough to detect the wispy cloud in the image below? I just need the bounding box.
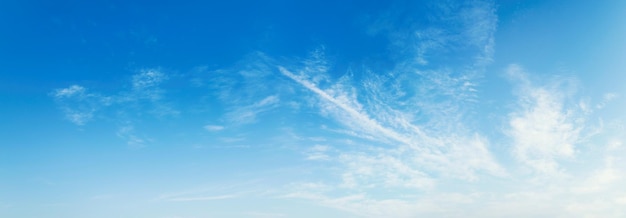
[132,69,167,91]
[282,189,485,218]
[196,53,282,105]
[273,1,513,216]
[62,110,93,126]
[125,68,179,117]
[304,144,331,161]
[596,92,619,109]
[45,1,626,217]
[338,151,435,190]
[155,181,267,204]
[572,161,621,194]
[51,85,111,125]
[370,1,496,70]
[116,124,148,148]
[241,211,287,217]
[164,195,236,202]
[52,68,178,146]
[52,68,177,125]
[279,67,416,146]
[458,0,497,66]
[53,85,86,98]
[506,64,584,175]
[279,52,504,184]
[204,125,224,132]
[225,95,280,124]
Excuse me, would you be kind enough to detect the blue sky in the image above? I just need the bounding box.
[1,0,626,217]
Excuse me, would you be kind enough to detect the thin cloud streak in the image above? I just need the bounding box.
[53,85,86,98]
[225,95,280,124]
[165,195,237,202]
[279,67,425,149]
[204,125,225,132]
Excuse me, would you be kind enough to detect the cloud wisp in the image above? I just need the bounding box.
[52,85,111,125]
[266,2,623,217]
[204,125,225,132]
[506,64,584,176]
[164,195,237,202]
[276,60,625,217]
[52,68,176,147]
[273,0,504,196]
[225,95,280,125]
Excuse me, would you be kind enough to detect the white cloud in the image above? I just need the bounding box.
[52,68,178,144]
[274,2,513,216]
[616,196,626,205]
[125,69,176,115]
[116,125,147,148]
[281,64,504,183]
[256,95,279,106]
[573,167,621,194]
[305,144,331,161]
[459,0,497,66]
[196,53,288,109]
[54,85,86,98]
[597,92,619,109]
[155,181,265,205]
[285,176,626,218]
[279,67,415,145]
[64,111,94,126]
[52,68,175,124]
[226,95,280,124]
[421,134,507,180]
[43,1,626,217]
[339,152,435,190]
[283,188,496,218]
[164,195,236,202]
[370,1,496,70]
[603,92,618,101]
[241,211,287,217]
[132,68,167,90]
[507,65,582,175]
[204,125,224,132]
[607,139,623,151]
[52,85,105,125]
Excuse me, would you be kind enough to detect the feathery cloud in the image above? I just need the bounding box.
[53,85,86,98]
[225,95,280,124]
[52,68,176,148]
[116,125,147,148]
[52,85,108,125]
[506,64,583,175]
[275,2,508,216]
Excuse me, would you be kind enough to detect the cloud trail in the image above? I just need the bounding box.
[279,67,423,149]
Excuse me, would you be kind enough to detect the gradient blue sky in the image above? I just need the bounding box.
[2,1,626,217]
